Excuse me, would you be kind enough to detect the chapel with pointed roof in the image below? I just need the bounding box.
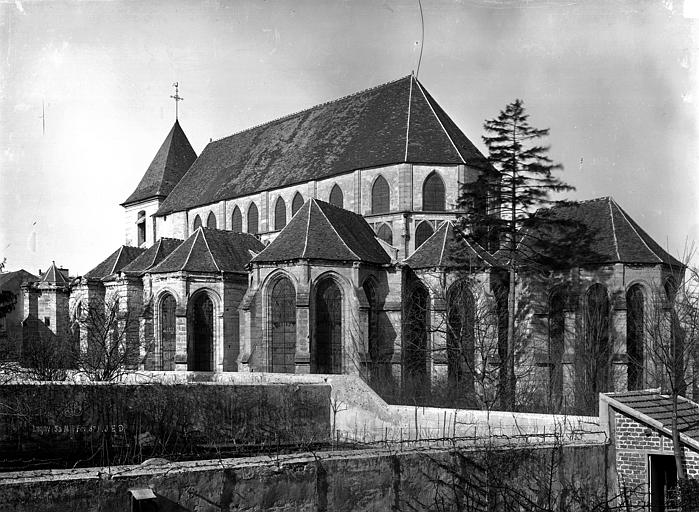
[23,75,685,413]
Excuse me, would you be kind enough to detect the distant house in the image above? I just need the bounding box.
[0,269,38,359]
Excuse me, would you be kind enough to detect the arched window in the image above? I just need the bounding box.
[313,279,343,374]
[422,172,446,211]
[371,175,390,214]
[270,277,296,373]
[404,284,429,399]
[377,224,393,246]
[189,293,214,372]
[329,185,344,209]
[292,192,304,216]
[231,206,242,232]
[447,281,475,406]
[206,211,217,229]
[137,210,146,246]
[415,221,434,248]
[363,279,379,365]
[193,214,202,230]
[626,285,644,390]
[548,289,566,409]
[247,203,259,234]
[583,284,610,411]
[274,197,287,230]
[160,294,177,371]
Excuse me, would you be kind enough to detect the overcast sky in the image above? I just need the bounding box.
[1,0,697,275]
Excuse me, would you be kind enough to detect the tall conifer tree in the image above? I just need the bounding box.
[460,99,574,409]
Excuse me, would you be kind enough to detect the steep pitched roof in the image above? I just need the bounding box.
[404,221,497,270]
[84,246,146,280]
[148,228,264,274]
[120,238,184,274]
[516,197,683,268]
[0,270,39,291]
[39,262,70,285]
[155,76,489,216]
[602,390,699,447]
[252,199,391,265]
[122,120,197,206]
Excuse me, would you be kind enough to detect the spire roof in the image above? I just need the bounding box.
[84,246,146,280]
[403,221,497,270]
[122,120,197,206]
[252,199,391,265]
[155,76,489,217]
[148,228,264,274]
[39,261,71,285]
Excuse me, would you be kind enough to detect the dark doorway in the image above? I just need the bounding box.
[650,454,678,512]
[270,277,296,373]
[189,294,214,371]
[160,294,176,371]
[313,279,342,374]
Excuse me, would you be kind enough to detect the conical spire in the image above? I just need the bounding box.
[122,120,197,206]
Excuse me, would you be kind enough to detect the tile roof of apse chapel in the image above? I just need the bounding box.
[154,75,490,217]
[120,237,184,275]
[513,197,683,269]
[148,228,265,274]
[404,221,498,270]
[252,199,391,265]
[83,246,146,280]
[122,120,198,206]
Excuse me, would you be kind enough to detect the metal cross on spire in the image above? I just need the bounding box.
[170,82,183,120]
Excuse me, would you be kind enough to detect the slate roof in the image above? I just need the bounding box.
[148,228,264,274]
[39,262,71,285]
[602,390,699,445]
[122,120,197,206]
[155,76,489,216]
[120,238,184,275]
[252,199,391,265]
[404,221,498,270]
[84,246,146,280]
[0,270,39,290]
[513,197,683,268]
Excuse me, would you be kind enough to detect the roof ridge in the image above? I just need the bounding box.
[404,76,414,162]
[182,229,201,271]
[110,247,125,275]
[607,198,622,262]
[200,229,222,272]
[413,79,466,164]
[438,221,450,266]
[301,201,312,259]
[210,75,413,145]
[610,199,663,264]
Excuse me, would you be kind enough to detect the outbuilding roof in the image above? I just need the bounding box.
[122,120,197,206]
[404,221,497,270]
[252,199,391,265]
[148,228,264,274]
[155,76,488,216]
[602,390,699,447]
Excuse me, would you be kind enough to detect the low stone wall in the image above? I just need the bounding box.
[0,443,613,512]
[0,382,330,470]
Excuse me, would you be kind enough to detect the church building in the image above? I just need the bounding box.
[27,75,685,412]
